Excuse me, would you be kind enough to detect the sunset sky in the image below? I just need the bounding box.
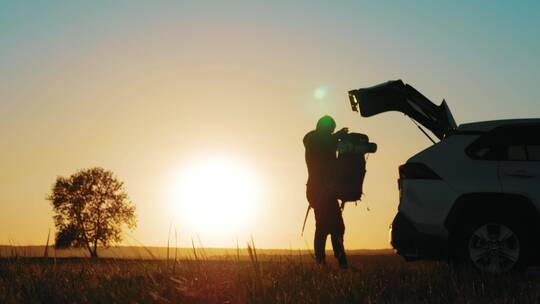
[1,1,540,249]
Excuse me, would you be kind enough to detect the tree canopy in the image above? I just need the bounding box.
[48,167,136,258]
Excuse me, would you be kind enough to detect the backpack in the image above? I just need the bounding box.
[335,133,377,202]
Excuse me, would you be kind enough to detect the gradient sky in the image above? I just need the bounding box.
[1,1,540,249]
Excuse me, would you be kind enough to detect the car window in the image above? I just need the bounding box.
[466,124,540,161]
[507,145,527,161]
[472,147,491,158]
[527,145,540,161]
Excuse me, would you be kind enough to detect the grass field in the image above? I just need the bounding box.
[1,248,540,304]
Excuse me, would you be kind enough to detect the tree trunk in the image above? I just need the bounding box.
[90,245,98,259]
[76,213,94,259]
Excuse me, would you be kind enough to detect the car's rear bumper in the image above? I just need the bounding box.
[390,212,448,261]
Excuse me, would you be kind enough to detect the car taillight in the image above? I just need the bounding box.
[398,163,441,180]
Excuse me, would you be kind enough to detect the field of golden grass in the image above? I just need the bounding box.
[1,248,539,303]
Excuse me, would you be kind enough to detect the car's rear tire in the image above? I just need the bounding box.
[451,217,532,274]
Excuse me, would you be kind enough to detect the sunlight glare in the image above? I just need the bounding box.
[171,156,262,239]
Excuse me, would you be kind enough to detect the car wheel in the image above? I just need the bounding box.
[465,222,522,273]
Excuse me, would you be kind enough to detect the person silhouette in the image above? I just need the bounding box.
[303,115,349,268]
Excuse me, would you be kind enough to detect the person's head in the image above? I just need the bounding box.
[316,115,336,134]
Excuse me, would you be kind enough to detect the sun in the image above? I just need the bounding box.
[170,156,262,240]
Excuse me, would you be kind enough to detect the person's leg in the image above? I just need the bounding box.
[314,228,327,264]
[331,233,348,268]
[313,206,329,265]
[330,201,348,268]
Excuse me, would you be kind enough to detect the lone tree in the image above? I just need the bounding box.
[48,167,136,258]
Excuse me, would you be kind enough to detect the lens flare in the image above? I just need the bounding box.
[313,86,329,100]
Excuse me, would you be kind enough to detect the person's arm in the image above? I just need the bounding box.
[333,127,349,140]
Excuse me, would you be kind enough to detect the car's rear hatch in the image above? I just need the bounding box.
[348,80,457,140]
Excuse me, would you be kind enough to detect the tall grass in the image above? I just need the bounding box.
[0,245,539,303]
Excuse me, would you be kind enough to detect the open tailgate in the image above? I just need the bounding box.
[348,80,457,140]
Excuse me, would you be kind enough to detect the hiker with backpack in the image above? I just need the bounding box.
[303,115,376,269]
[303,115,349,268]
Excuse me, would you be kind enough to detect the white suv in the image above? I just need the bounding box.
[348,80,540,273]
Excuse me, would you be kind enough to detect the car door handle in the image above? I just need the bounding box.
[506,169,534,178]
